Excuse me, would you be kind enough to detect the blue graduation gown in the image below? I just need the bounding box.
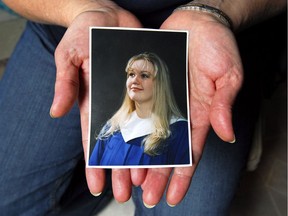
[89,120,190,166]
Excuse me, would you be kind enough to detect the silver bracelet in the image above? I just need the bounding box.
[174,2,233,29]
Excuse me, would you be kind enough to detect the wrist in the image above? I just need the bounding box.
[186,0,287,31]
[62,0,120,27]
[174,2,233,30]
[178,0,243,31]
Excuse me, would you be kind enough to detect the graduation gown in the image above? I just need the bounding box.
[89,112,190,166]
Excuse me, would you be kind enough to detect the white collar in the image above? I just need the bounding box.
[120,111,186,142]
[120,111,154,142]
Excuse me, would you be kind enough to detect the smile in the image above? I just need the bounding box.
[131,87,143,91]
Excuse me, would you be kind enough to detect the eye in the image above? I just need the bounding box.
[127,72,135,78]
[140,72,151,79]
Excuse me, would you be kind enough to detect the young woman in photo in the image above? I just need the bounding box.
[89,52,190,166]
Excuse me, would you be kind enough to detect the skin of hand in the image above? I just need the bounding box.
[130,11,244,207]
[49,7,142,201]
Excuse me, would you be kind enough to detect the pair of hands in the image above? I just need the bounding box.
[50,5,243,207]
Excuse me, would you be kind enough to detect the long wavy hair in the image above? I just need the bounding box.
[99,52,183,156]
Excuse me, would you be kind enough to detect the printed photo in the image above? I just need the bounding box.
[88,27,191,168]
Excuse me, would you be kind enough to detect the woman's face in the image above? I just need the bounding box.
[126,59,155,106]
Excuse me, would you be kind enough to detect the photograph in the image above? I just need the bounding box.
[88,27,191,168]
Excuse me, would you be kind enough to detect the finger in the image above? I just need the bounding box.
[83,122,106,196]
[166,167,194,206]
[166,123,208,206]
[112,169,132,203]
[130,168,147,186]
[84,133,106,196]
[210,84,241,143]
[50,48,82,118]
[75,55,100,196]
[141,168,172,208]
[209,54,243,142]
[86,168,106,196]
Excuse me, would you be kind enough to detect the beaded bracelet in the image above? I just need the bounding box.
[174,2,233,30]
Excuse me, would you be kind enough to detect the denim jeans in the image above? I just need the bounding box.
[0,22,84,215]
[0,21,258,215]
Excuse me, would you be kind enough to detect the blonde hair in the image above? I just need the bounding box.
[99,52,183,156]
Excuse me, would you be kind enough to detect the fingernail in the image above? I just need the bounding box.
[143,202,156,209]
[91,192,102,197]
[49,108,56,119]
[229,135,236,144]
[167,202,176,207]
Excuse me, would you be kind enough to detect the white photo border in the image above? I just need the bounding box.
[87,27,191,168]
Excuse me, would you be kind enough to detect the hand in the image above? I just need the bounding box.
[49,4,142,197]
[130,11,244,207]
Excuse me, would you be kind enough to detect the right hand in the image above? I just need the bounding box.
[50,1,142,199]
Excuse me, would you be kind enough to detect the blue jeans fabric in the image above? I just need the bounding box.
[0,22,83,215]
[0,21,257,215]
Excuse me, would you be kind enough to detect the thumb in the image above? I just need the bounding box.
[209,86,238,143]
[50,48,81,118]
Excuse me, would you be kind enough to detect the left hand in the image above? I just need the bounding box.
[128,10,243,207]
